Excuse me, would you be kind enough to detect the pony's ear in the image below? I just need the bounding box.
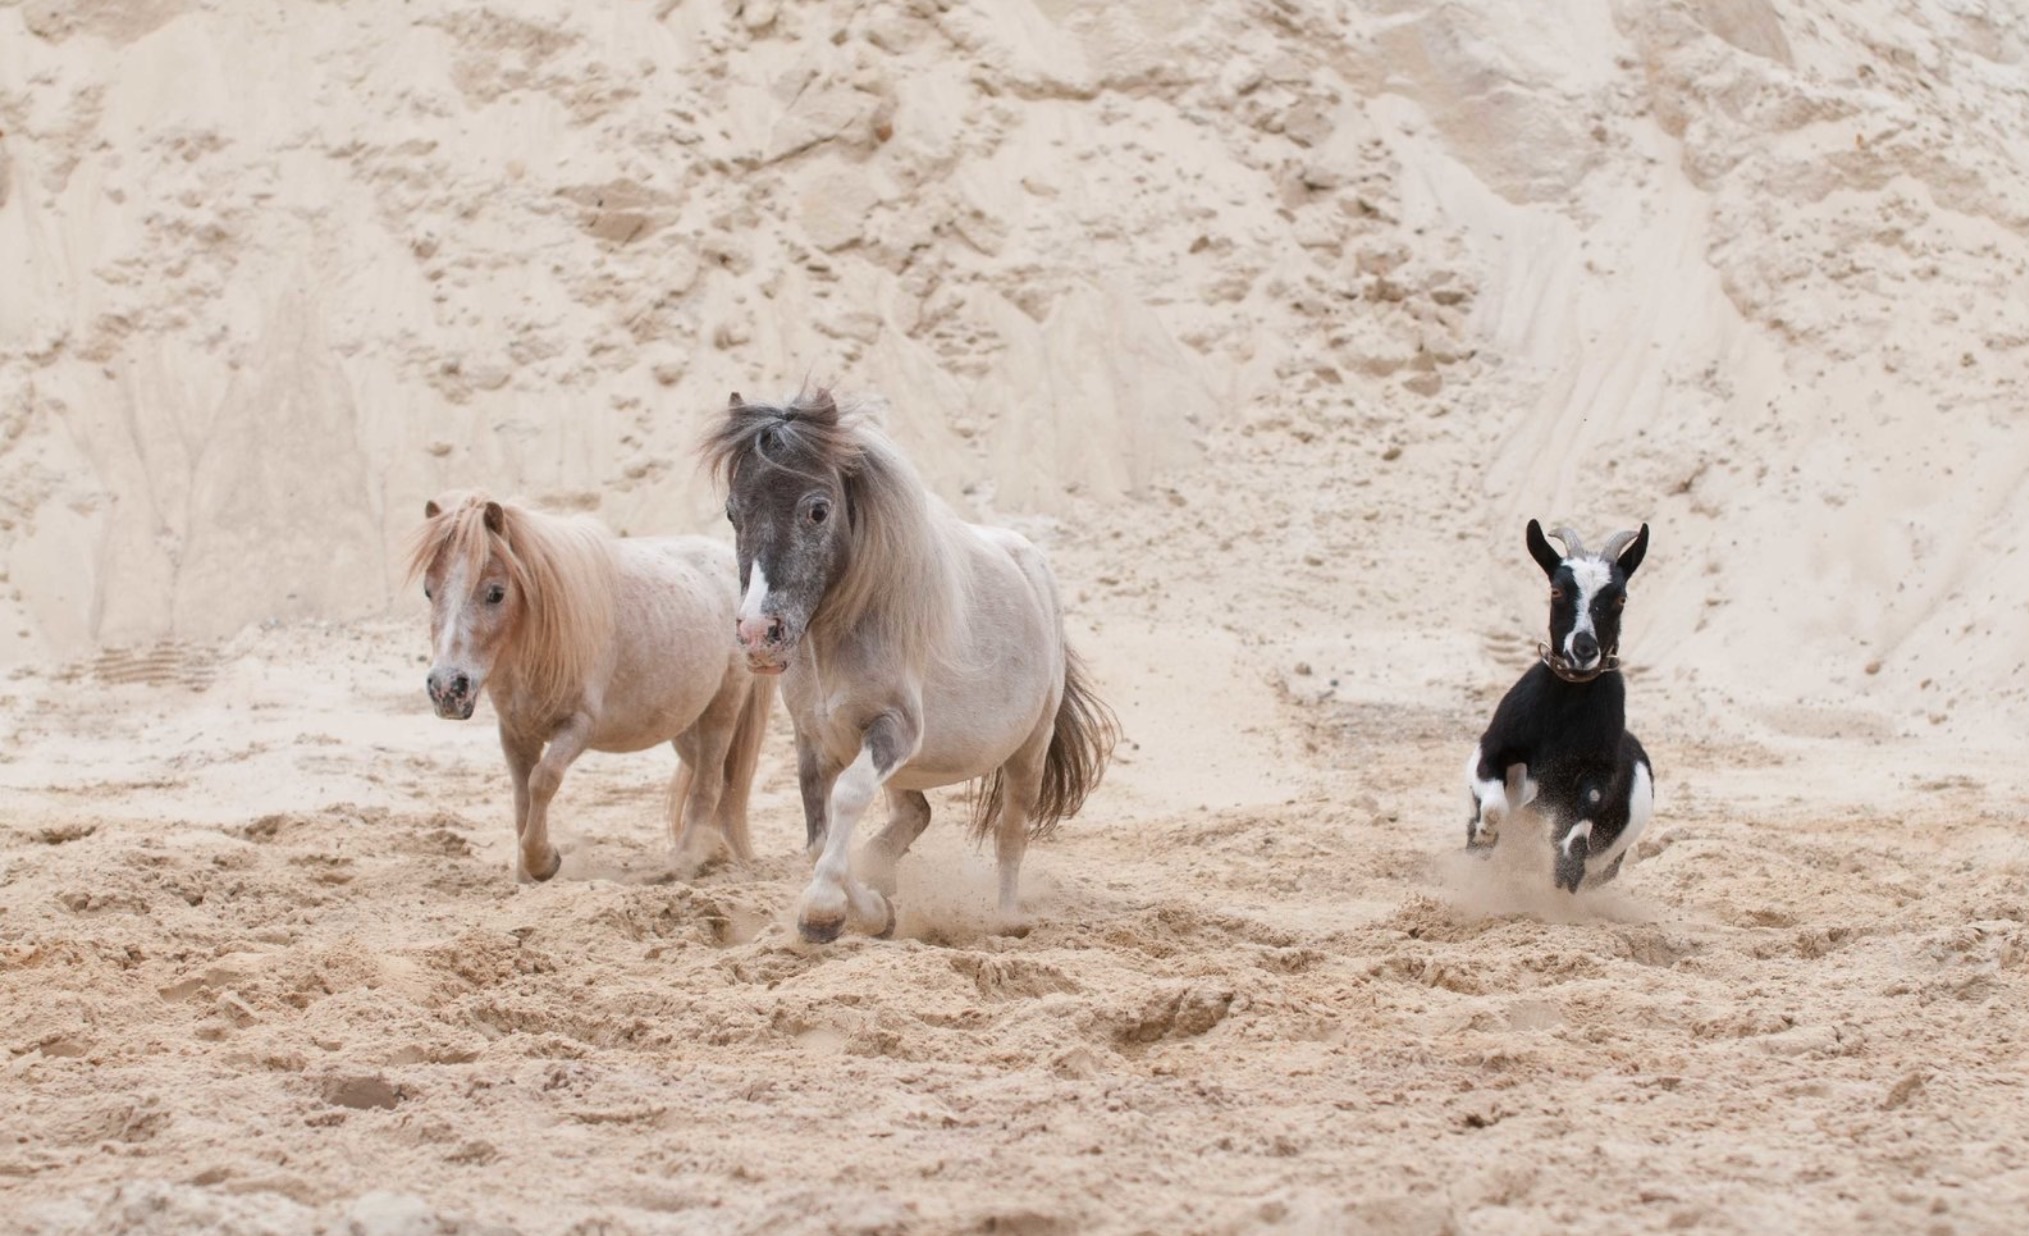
[424,499,442,519]
[728,391,743,409]
[1617,524,1651,579]
[1525,520,1562,579]
[804,387,838,419]
[483,501,505,534]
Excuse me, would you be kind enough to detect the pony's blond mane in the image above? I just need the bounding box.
[704,390,966,673]
[404,493,618,717]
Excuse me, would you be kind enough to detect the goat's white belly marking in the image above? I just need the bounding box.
[1586,762,1654,875]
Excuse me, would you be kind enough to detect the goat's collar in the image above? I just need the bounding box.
[1537,642,1621,684]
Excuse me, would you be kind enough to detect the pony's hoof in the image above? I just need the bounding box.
[871,895,897,940]
[797,914,845,944]
[796,883,848,943]
[519,847,562,883]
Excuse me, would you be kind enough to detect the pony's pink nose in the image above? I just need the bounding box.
[736,615,784,650]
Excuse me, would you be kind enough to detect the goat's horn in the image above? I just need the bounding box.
[1548,526,1587,558]
[1600,529,1639,561]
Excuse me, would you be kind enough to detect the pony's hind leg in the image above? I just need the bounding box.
[666,756,696,851]
[671,723,733,874]
[989,735,1050,934]
[863,788,931,897]
[716,674,773,862]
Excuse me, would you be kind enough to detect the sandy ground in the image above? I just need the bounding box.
[2,611,2026,1235]
[5,0,2029,1232]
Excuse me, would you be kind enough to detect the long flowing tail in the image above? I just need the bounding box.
[1029,646,1120,839]
[718,672,776,860]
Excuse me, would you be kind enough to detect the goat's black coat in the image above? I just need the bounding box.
[1471,663,1651,890]
[1469,520,1654,892]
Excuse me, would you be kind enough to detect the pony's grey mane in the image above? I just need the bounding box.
[703,389,966,673]
[405,492,618,718]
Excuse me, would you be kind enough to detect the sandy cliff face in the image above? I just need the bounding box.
[4,0,2025,740]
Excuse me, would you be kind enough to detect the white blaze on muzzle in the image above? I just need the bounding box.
[432,557,476,672]
[736,563,772,645]
[1563,557,1612,665]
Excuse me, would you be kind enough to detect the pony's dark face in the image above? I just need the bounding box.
[419,499,523,719]
[725,448,849,675]
[1526,520,1648,677]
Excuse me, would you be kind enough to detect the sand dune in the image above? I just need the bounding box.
[3,0,2028,1231]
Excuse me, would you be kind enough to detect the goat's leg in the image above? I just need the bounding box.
[1553,815,1596,893]
[1465,745,1525,849]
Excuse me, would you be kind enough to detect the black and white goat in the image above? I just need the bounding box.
[1465,521,1654,892]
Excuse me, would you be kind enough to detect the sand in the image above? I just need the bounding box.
[3,0,2028,1231]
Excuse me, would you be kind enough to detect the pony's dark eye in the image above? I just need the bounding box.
[485,585,506,605]
[423,586,433,601]
[725,500,736,524]
[808,500,830,525]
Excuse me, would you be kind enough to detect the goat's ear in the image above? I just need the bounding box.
[482,501,505,534]
[1525,520,1562,579]
[1617,523,1651,578]
[424,499,442,519]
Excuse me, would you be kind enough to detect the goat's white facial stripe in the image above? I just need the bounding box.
[1560,819,1594,857]
[1564,557,1612,662]
[738,563,770,623]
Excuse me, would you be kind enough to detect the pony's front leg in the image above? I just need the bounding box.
[518,713,593,883]
[501,729,538,860]
[862,788,931,897]
[795,735,834,859]
[797,714,917,943]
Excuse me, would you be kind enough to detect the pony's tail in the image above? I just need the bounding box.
[718,671,776,861]
[1019,647,1120,841]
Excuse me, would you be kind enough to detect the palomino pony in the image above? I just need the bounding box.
[705,390,1118,941]
[407,492,774,881]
